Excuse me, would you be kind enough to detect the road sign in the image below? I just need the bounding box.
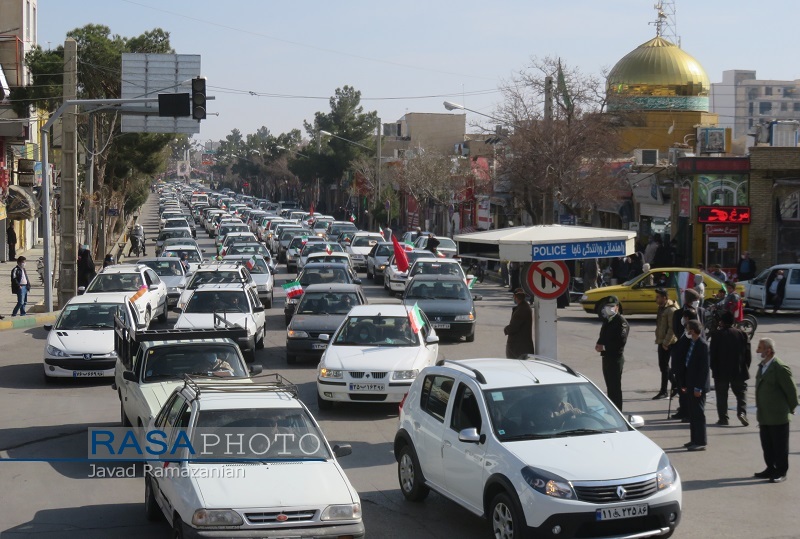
[524,261,569,300]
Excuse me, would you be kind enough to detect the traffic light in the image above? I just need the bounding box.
[192,77,206,120]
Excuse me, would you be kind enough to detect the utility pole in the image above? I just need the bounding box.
[543,76,554,225]
[59,38,78,307]
[85,113,94,247]
[376,116,382,226]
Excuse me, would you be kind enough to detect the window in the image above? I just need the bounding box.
[748,102,754,115]
[420,375,454,423]
[765,87,773,96]
[781,102,789,112]
[789,269,800,286]
[794,103,800,112]
[450,383,482,433]
[780,191,800,221]
[759,102,772,115]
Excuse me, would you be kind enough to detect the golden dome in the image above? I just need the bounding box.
[606,36,710,112]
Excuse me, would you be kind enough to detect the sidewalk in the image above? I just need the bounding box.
[0,242,59,330]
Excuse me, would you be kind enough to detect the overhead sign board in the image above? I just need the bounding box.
[531,240,627,261]
[697,206,750,224]
[524,261,570,300]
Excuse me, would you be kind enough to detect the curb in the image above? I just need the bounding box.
[0,312,58,331]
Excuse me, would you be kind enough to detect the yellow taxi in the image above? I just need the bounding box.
[579,267,739,316]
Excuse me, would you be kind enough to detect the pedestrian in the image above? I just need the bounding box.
[669,239,679,266]
[767,270,786,313]
[628,252,644,279]
[384,225,393,241]
[594,296,629,410]
[753,338,798,483]
[7,222,17,262]
[77,244,96,288]
[682,320,710,451]
[722,280,742,320]
[508,261,521,292]
[644,234,660,265]
[652,237,671,268]
[670,306,700,421]
[582,258,600,291]
[709,264,727,283]
[503,289,534,359]
[653,288,679,400]
[11,255,31,316]
[710,310,751,426]
[693,273,705,298]
[736,251,757,281]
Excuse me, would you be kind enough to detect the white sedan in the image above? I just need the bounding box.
[316,304,439,410]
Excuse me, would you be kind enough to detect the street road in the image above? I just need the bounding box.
[0,197,798,538]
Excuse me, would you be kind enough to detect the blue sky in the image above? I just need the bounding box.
[37,0,800,144]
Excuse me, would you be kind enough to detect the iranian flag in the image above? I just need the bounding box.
[325,244,333,255]
[408,303,425,334]
[282,280,303,299]
[245,255,258,271]
[467,276,478,289]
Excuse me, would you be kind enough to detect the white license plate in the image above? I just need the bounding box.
[312,343,327,350]
[73,371,106,378]
[596,504,648,521]
[432,323,450,329]
[349,383,385,392]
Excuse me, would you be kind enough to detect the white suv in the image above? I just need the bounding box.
[394,358,682,539]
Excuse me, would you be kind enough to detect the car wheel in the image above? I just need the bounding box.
[157,302,167,323]
[144,474,162,522]
[490,492,525,539]
[465,330,475,343]
[172,514,186,539]
[284,314,291,326]
[121,400,132,427]
[264,291,273,309]
[366,266,373,279]
[397,444,429,501]
[286,353,297,365]
[144,307,152,327]
[255,327,265,349]
[317,392,334,411]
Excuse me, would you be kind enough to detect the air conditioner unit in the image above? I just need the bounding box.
[668,147,695,165]
[634,149,659,165]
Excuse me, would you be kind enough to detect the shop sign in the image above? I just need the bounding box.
[706,224,739,235]
[697,206,750,224]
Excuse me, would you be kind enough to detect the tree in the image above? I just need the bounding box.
[495,57,623,224]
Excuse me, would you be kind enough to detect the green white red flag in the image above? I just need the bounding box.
[468,276,478,289]
[408,302,425,333]
[245,255,258,271]
[282,280,303,299]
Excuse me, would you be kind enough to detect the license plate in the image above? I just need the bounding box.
[73,371,106,378]
[596,504,648,521]
[312,343,327,350]
[349,383,385,392]
[432,323,450,329]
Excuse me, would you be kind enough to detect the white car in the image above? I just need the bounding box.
[316,304,439,410]
[366,241,393,283]
[222,254,275,308]
[739,263,800,311]
[408,257,468,283]
[286,235,323,273]
[144,377,365,538]
[159,244,205,273]
[306,251,352,269]
[43,293,141,381]
[346,232,385,272]
[137,257,187,310]
[83,264,168,326]
[176,263,257,311]
[413,235,458,258]
[215,221,250,248]
[298,241,344,272]
[383,250,432,294]
[219,231,258,256]
[174,283,266,362]
[394,357,682,538]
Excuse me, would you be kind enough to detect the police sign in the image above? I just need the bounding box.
[531,240,627,262]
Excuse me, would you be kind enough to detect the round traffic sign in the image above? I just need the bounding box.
[524,261,570,300]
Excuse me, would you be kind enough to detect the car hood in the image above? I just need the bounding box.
[372,255,390,265]
[504,430,662,481]
[323,344,427,371]
[193,460,357,508]
[406,298,472,316]
[139,382,179,420]
[47,329,114,354]
[289,314,347,333]
[349,247,372,256]
[160,275,185,288]
[175,313,254,333]
[250,274,271,286]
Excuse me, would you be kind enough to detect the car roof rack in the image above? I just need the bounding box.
[435,359,487,384]
[182,372,298,399]
[520,355,580,377]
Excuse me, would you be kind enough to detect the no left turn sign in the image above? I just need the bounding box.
[524,261,570,300]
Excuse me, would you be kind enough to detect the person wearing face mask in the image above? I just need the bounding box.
[672,289,706,335]
[754,338,798,483]
[504,289,534,359]
[682,320,711,451]
[669,307,700,421]
[10,256,31,317]
[653,289,678,400]
[594,296,629,410]
[766,270,786,314]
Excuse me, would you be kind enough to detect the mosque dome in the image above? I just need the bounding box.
[606,36,710,112]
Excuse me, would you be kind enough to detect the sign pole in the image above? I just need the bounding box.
[534,297,558,360]
[522,260,570,361]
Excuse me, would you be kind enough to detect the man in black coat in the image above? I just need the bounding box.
[682,320,711,451]
[710,310,751,426]
[6,222,16,262]
[595,296,629,410]
[670,306,700,421]
[736,251,757,281]
[504,289,534,358]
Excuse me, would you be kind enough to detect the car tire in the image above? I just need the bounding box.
[465,330,475,343]
[255,327,265,349]
[317,392,334,411]
[144,474,162,522]
[264,291,273,309]
[286,353,297,365]
[157,303,167,323]
[490,492,525,539]
[397,444,430,501]
[366,266,373,279]
[144,307,152,327]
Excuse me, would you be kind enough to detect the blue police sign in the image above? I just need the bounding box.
[531,240,627,262]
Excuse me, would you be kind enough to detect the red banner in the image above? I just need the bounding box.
[679,187,691,218]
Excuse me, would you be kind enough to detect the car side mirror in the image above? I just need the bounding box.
[628,414,645,428]
[249,364,263,375]
[253,305,265,313]
[425,334,440,345]
[148,284,159,291]
[318,334,331,343]
[173,307,183,314]
[122,371,137,383]
[353,278,362,285]
[77,286,86,295]
[43,324,53,331]
[333,444,352,458]
[458,427,481,444]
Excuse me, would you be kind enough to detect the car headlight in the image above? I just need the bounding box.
[319,367,343,379]
[45,344,70,357]
[287,330,309,339]
[321,503,361,521]
[656,453,677,490]
[287,298,299,305]
[392,370,418,380]
[108,349,118,358]
[580,294,588,302]
[378,264,386,270]
[521,466,575,499]
[168,287,179,294]
[257,284,268,291]
[191,508,243,526]
[454,313,475,321]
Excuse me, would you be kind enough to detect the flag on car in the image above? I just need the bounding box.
[282,280,303,299]
[301,235,309,244]
[325,244,333,255]
[377,228,385,241]
[468,276,478,289]
[129,284,148,303]
[349,213,356,222]
[408,303,425,333]
[245,255,258,271]
[391,235,410,272]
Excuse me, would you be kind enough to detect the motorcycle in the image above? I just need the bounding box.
[704,301,758,342]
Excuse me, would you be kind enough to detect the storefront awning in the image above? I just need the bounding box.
[639,202,671,219]
[5,184,39,220]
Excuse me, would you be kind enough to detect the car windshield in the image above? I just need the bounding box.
[332,225,357,235]
[302,243,343,257]
[194,408,330,460]
[435,238,457,250]
[220,225,248,236]
[185,290,250,313]
[299,267,351,286]
[289,236,310,249]
[159,229,191,241]
[226,257,268,274]
[314,220,332,230]
[188,271,243,288]
[164,219,190,228]
[374,244,392,257]
[410,261,464,278]
[308,255,348,265]
[228,244,268,257]
[352,236,380,247]
[297,292,360,315]
[483,383,629,442]
[141,259,183,277]
[334,315,418,346]
[86,273,143,292]
[224,235,255,246]
[142,344,248,382]
[55,302,126,329]
[406,280,470,300]
[280,229,305,242]
[163,249,201,262]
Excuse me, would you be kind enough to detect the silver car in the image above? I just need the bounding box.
[223,254,275,308]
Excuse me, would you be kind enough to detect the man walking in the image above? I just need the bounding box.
[736,251,757,281]
[504,289,534,359]
[682,320,710,451]
[595,296,629,410]
[710,311,751,426]
[754,338,798,483]
[11,256,31,317]
[653,288,678,399]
